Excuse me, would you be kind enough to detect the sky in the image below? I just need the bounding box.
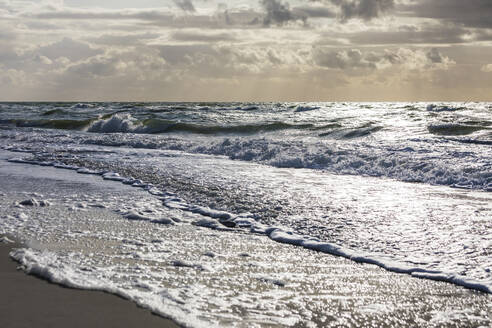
[0,0,491,101]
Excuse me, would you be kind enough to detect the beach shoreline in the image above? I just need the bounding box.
[0,149,491,327]
[0,238,181,328]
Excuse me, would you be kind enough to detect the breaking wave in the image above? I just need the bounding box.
[83,114,320,135]
[10,114,385,139]
[1,102,491,192]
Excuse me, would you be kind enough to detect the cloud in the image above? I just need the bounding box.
[401,0,492,29]
[0,26,15,41]
[385,48,456,71]
[334,0,394,21]
[155,43,308,77]
[88,33,160,46]
[0,46,20,65]
[27,6,259,29]
[260,0,306,26]
[0,0,491,101]
[0,36,103,73]
[65,56,120,77]
[292,4,336,19]
[38,37,102,62]
[30,8,174,21]
[33,54,53,65]
[22,21,63,30]
[54,47,169,83]
[313,48,373,69]
[157,44,214,65]
[173,0,195,13]
[345,23,470,45]
[481,64,492,73]
[312,47,455,71]
[311,0,394,21]
[171,31,237,42]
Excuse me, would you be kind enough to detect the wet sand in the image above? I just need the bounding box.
[0,241,181,328]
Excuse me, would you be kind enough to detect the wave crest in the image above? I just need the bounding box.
[87,114,141,133]
[426,104,465,112]
[428,123,487,136]
[86,115,317,135]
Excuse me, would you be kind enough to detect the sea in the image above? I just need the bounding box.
[0,102,491,326]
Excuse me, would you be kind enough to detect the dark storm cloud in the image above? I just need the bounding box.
[401,0,492,29]
[426,48,445,64]
[173,0,195,13]
[333,0,394,21]
[260,0,306,26]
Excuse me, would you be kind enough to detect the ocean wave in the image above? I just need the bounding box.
[14,118,95,130]
[428,123,487,136]
[32,130,483,192]
[212,139,492,190]
[87,114,140,133]
[295,105,320,112]
[319,125,382,138]
[41,109,68,116]
[71,103,97,109]
[448,138,492,146]
[86,114,317,135]
[426,104,465,112]
[2,124,491,191]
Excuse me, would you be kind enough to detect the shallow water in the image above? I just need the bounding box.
[1,157,491,327]
[0,102,491,295]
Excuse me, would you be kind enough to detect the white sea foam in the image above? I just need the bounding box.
[3,152,491,295]
[266,228,492,293]
[125,211,174,225]
[17,213,29,220]
[426,104,463,112]
[86,114,163,135]
[77,168,101,175]
[3,102,492,192]
[0,236,14,243]
[10,248,211,328]
[102,172,126,181]
[65,155,492,293]
[1,150,491,327]
[1,102,492,300]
